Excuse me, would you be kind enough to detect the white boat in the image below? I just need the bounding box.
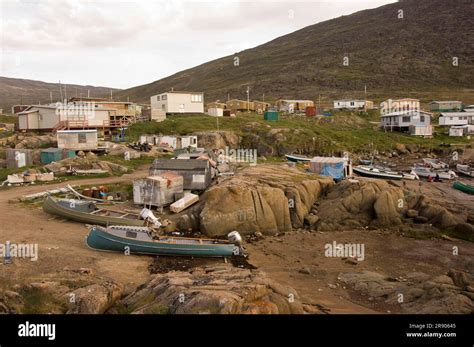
[353,165,403,180]
[373,165,418,180]
[456,164,474,177]
[285,154,312,163]
[422,158,448,169]
[412,165,457,180]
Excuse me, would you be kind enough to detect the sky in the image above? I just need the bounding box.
[0,0,396,89]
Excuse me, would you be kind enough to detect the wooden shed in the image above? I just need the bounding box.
[149,159,212,190]
[133,172,184,207]
[57,130,98,151]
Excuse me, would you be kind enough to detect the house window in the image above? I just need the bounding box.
[402,116,410,123]
[161,95,167,101]
[161,104,166,111]
[350,101,354,106]
[420,116,425,122]
[39,114,43,121]
[156,95,160,101]
[78,133,86,143]
[191,94,202,103]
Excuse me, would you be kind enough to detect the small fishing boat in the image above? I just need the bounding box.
[452,181,474,195]
[358,159,373,165]
[422,158,448,169]
[456,164,474,177]
[353,165,403,180]
[86,225,242,257]
[373,165,419,180]
[285,154,312,163]
[412,165,457,180]
[43,196,150,226]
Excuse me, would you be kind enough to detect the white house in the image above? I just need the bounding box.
[150,91,204,115]
[207,107,223,117]
[139,135,198,150]
[333,100,373,110]
[17,103,119,132]
[449,126,465,137]
[438,112,474,126]
[380,110,433,136]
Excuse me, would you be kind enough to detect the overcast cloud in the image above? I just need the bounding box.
[0,0,395,89]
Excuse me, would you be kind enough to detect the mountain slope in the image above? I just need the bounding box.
[117,0,474,104]
[0,77,120,112]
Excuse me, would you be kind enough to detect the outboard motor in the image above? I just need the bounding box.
[227,231,242,246]
[140,208,162,227]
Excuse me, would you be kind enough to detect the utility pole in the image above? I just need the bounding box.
[50,91,53,104]
[59,81,63,101]
[110,89,113,100]
[87,89,90,98]
[64,84,67,102]
[246,86,250,112]
[318,94,321,114]
[364,85,367,111]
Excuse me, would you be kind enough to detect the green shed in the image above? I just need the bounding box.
[41,148,63,164]
[264,111,279,121]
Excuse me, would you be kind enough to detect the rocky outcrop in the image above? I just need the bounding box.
[198,165,333,236]
[0,133,56,149]
[314,179,465,231]
[339,269,474,314]
[119,264,304,314]
[44,156,128,174]
[194,131,240,149]
[316,180,406,230]
[66,282,122,314]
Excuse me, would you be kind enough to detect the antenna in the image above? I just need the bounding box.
[59,81,63,101]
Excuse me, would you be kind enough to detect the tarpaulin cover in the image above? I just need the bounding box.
[320,162,344,180]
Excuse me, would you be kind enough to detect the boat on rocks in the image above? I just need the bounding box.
[423,158,448,169]
[43,196,160,227]
[412,165,457,180]
[85,225,243,257]
[353,165,403,180]
[452,181,474,195]
[285,154,312,163]
[456,164,474,177]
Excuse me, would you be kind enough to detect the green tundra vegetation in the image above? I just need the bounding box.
[126,111,472,155]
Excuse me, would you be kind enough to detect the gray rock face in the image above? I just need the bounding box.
[120,264,304,314]
[339,270,474,314]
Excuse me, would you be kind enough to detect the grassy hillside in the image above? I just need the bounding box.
[0,77,120,113]
[126,112,472,156]
[116,0,474,105]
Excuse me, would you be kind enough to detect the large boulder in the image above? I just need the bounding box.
[195,131,240,149]
[198,165,333,236]
[66,282,122,314]
[119,264,304,314]
[316,180,406,230]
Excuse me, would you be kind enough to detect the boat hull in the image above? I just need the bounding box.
[43,196,145,226]
[285,154,311,163]
[86,227,236,257]
[453,181,474,195]
[353,167,403,180]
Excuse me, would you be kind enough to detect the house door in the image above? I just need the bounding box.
[16,152,26,168]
